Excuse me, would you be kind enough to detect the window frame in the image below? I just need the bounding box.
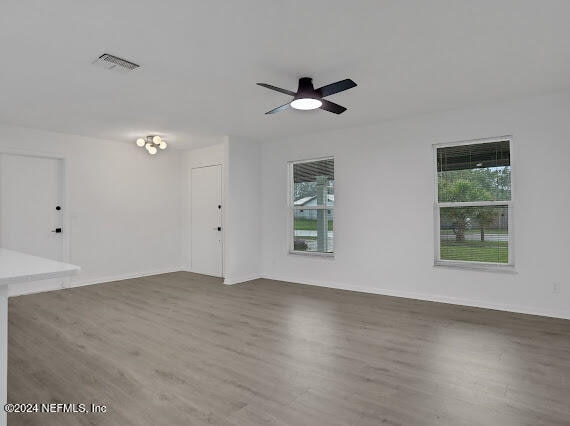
[288,156,335,257]
[433,136,515,270]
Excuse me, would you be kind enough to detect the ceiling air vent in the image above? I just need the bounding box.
[93,53,140,72]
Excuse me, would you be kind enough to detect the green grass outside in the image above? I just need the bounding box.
[440,240,508,263]
[440,228,508,236]
[294,219,506,262]
[294,218,333,231]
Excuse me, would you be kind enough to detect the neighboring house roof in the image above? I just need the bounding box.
[294,196,314,206]
[294,194,334,206]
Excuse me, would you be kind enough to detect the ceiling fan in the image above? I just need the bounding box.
[257,77,357,115]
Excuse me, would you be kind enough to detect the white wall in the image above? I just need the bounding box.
[0,124,184,295]
[260,91,570,319]
[3,90,569,319]
[224,137,261,284]
[180,142,226,271]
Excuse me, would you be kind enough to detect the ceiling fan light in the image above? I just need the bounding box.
[136,138,145,147]
[291,98,322,110]
[152,135,162,144]
[148,146,158,155]
[159,141,167,150]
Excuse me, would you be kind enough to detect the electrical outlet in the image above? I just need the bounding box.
[552,283,561,294]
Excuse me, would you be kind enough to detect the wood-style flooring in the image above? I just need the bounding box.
[7,272,570,425]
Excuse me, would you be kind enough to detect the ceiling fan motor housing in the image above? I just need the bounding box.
[295,77,320,100]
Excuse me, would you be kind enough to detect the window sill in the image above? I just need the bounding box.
[434,260,517,274]
[289,250,334,258]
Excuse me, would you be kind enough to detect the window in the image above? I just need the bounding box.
[289,157,334,255]
[434,138,512,267]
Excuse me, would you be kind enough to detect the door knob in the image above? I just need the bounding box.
[52,228,62,233]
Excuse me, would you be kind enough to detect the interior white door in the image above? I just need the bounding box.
[0,154,63,261]
[191,165,223,277]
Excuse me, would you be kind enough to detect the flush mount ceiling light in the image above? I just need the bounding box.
[135,135,167,155]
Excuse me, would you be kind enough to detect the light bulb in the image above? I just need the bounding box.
[148,146,158,155]
[136,138,145,147]
[290,98,322,110]
[152,135,162,144]
[159,141,167,150]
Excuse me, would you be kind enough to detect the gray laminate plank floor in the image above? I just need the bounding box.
[7,272,570,425]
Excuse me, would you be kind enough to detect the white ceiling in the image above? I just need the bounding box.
[2,0,570,149]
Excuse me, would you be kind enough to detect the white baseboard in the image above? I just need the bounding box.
[262,273,570,320]
[11,268,569,320]
[68,266,185,289]
[181,269,226,280]
[224,273,261,285]
[9,266,185,297]
[8,278,63,297]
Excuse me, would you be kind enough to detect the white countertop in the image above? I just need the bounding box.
[0,248,80,286]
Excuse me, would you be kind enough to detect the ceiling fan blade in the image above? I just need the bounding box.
[257,83,296,97]
[265,103,291,114]
[320,99,347,114]
[316,79,357,98]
